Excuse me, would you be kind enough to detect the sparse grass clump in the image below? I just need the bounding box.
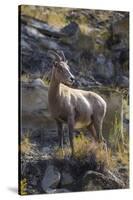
[74,133,96,159]
[73,133,115,169]
[54,146,71,159]
[115,142,129,166]
[20,136,33,155]
[20,5,68,28]
[54,131,129,172]
[20,178,28,195]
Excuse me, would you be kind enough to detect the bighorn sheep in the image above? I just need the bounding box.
[48,51,107,156]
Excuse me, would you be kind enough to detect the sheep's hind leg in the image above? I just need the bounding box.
[93,117,105,143]
[56,121,64,154]
[93,117,108,153]
[87,123,98,142]
[68,117,75,157]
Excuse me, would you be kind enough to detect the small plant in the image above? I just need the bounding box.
[109,112,124,150]
[73,132,120,170]
[74,132,96,159]
[54,146,71,159]
[20,136,33,155]
[20,178,28,195]
[116,141,129,166]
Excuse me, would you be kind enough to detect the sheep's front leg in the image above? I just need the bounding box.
[68,117,74,157]
[56,121,63,150]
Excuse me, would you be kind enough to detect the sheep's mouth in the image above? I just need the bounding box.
[63,80,74,86]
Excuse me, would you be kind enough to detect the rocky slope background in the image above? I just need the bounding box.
[19,5,129,195]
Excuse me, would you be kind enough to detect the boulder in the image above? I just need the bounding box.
[93,54,114,79]
[82,170,125,191]
[21,15,66,38]
[46,188,70,194]
[116,75,129,88]
[41,165,61,192]
[61,22,80,44]
[61,171,74,186]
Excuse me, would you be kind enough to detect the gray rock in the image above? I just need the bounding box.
[96,54,106,65]
[21,15,65,38]
[80,77,89,87]
[116,76,129,87]
[118,166,128,174]
[46,188,70,194]
[61,171,74,186]
[82,170,124,191]
[30,78,46,87]
[41,165,61,192]
[104,169,125,187]
[94,55,114,79]
[61,22,80,44]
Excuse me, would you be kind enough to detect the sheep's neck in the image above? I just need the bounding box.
[48,72,60,104]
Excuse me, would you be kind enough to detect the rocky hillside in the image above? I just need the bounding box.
[19,6,129,195]
[20,6,129,88]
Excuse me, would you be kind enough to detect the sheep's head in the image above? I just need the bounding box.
[48,50,75,86]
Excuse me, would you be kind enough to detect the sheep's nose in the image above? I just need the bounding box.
[70,76,75,82]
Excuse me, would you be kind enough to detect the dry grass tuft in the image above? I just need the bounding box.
[116,143,129,166]
[20,5,67,28]
[74,133,96,159]
[73,132,128,170]
[20,137,33,155]
[53,131,129,171]
[20,178,27,195]
[54,146,71,159]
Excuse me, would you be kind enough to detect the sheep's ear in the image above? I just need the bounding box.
[66,60,68,64]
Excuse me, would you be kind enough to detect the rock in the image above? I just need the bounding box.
[21,80,55,129]
[96,54,106,65]
[116,75,129,87]
[80,77,89,87]
[123,118,129,133]
[61,171,74,186]
[46,188,70,194]
[93,54,114,79]
[118,166,128,174]
[20,12,129,87]
[21,15,66,38]
[104,169,125,187]
[30,78,46,88]
[61,22,80,44]
[82,170,124,191]
[41,165,61,192]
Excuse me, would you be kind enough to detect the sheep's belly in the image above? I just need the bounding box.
[74,121,90,129]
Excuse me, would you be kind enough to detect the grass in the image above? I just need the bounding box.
[54,146,71,159]
[53,130,129,172]
[20,5,68,28]
[20,178,28,195]
[20,74,30,82]
[109,112,123,150]
[20,136,33,155]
